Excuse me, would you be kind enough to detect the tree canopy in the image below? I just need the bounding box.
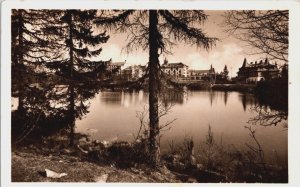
[223,10,288,63]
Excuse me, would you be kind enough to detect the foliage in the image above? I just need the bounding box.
[223,10,288,62]
[11,10,111,144]
[249,76,288,128]
[165,125,287,182]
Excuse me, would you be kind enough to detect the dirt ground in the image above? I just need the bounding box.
[11,151,182,183]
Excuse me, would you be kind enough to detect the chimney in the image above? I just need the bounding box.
[242,57,247,67]
[163,58,168,65]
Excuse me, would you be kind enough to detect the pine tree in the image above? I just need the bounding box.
[43,10,110,80]
[11,9,63,143]
[11,9,50,111]
[41,10,110,145]
[95,10,216,167]
[223,65,229,79]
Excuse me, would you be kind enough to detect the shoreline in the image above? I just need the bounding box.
[11,130,288,183]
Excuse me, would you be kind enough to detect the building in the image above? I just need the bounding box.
[121,64,146,80]
[161,59,189,79]
[237,58,279,83]
[188,70,210,80]
[121,66,133,80]
[132,65,147,79]
[188,65,216,81]
[106,61,126,75]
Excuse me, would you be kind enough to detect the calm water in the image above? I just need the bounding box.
[75,90,287,162]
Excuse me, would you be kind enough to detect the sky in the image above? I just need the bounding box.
[95,10,271,77]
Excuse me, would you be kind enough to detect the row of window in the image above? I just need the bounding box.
[164,69,187,74]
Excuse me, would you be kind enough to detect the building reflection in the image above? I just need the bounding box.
[100,91,123,105]
[239,93,258,111]
[160,89,187,106]
[100,89,188,108]
[100,90,148,107]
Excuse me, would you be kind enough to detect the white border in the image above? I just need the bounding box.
[2,0,300,187]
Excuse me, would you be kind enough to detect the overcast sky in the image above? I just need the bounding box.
[96,10,273,77]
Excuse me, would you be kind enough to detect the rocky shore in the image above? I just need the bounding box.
[12,130,287,183]
[11,132,198,182]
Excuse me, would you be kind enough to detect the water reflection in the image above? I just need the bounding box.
[100,91,123,105]
[12,84,287,164]
[99,89,188,108]
[224,91,228,106]
[76,90,287,161]
[160,89,187,106]
[97,90,284,113]
[209,90,215,106]
[11,81,99,145]
[100,90,148,107]
[239,93,258,111]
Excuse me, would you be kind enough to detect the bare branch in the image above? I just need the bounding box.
[248,105,288,127]
[223,10,288,62]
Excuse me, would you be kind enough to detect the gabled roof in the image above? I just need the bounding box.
[241,58,277,69]
[123,65,147,71]
[110,61,126,66]
[243,62,277,69]
[189,69,210,74]
[162,62,188,68]
[123,66,132,70]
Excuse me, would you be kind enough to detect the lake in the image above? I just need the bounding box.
[75,90,287,163]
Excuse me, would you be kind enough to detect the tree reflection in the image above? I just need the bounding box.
[160,89,186,107]
[248,106,288,127]
[249,77,288,128]
[100,91,123,105]
[209,90,216,107]
[224,91,228,106]
[11,79,100,145]
[239,93,258,111]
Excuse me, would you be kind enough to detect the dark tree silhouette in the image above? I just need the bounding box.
[224,10,289,128]
[223,10,288,62]
[11,10,110,144]
[11,9,50,111]
[40,10,110,145]
[95,10,216,167]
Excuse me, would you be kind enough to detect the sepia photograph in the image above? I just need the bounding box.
[1,0,300,185]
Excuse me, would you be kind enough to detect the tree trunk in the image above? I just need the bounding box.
[68,12,76,146]
[69,84,75,146]
[148,10,160,168]
[17,10,24,111]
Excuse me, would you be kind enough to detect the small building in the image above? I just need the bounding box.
[237,58,279,83]
[132,65,147,79]
[161,59,189,79]
[188,70,210,80]
[121,66,133,80]
[188,65,216,81]
[121,64,146,80]
[106,61,126,75]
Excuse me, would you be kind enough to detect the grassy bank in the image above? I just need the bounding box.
[11,127,288,183]
[12,151,180,182]
[11,131,182,183]
[211,84,256,92]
